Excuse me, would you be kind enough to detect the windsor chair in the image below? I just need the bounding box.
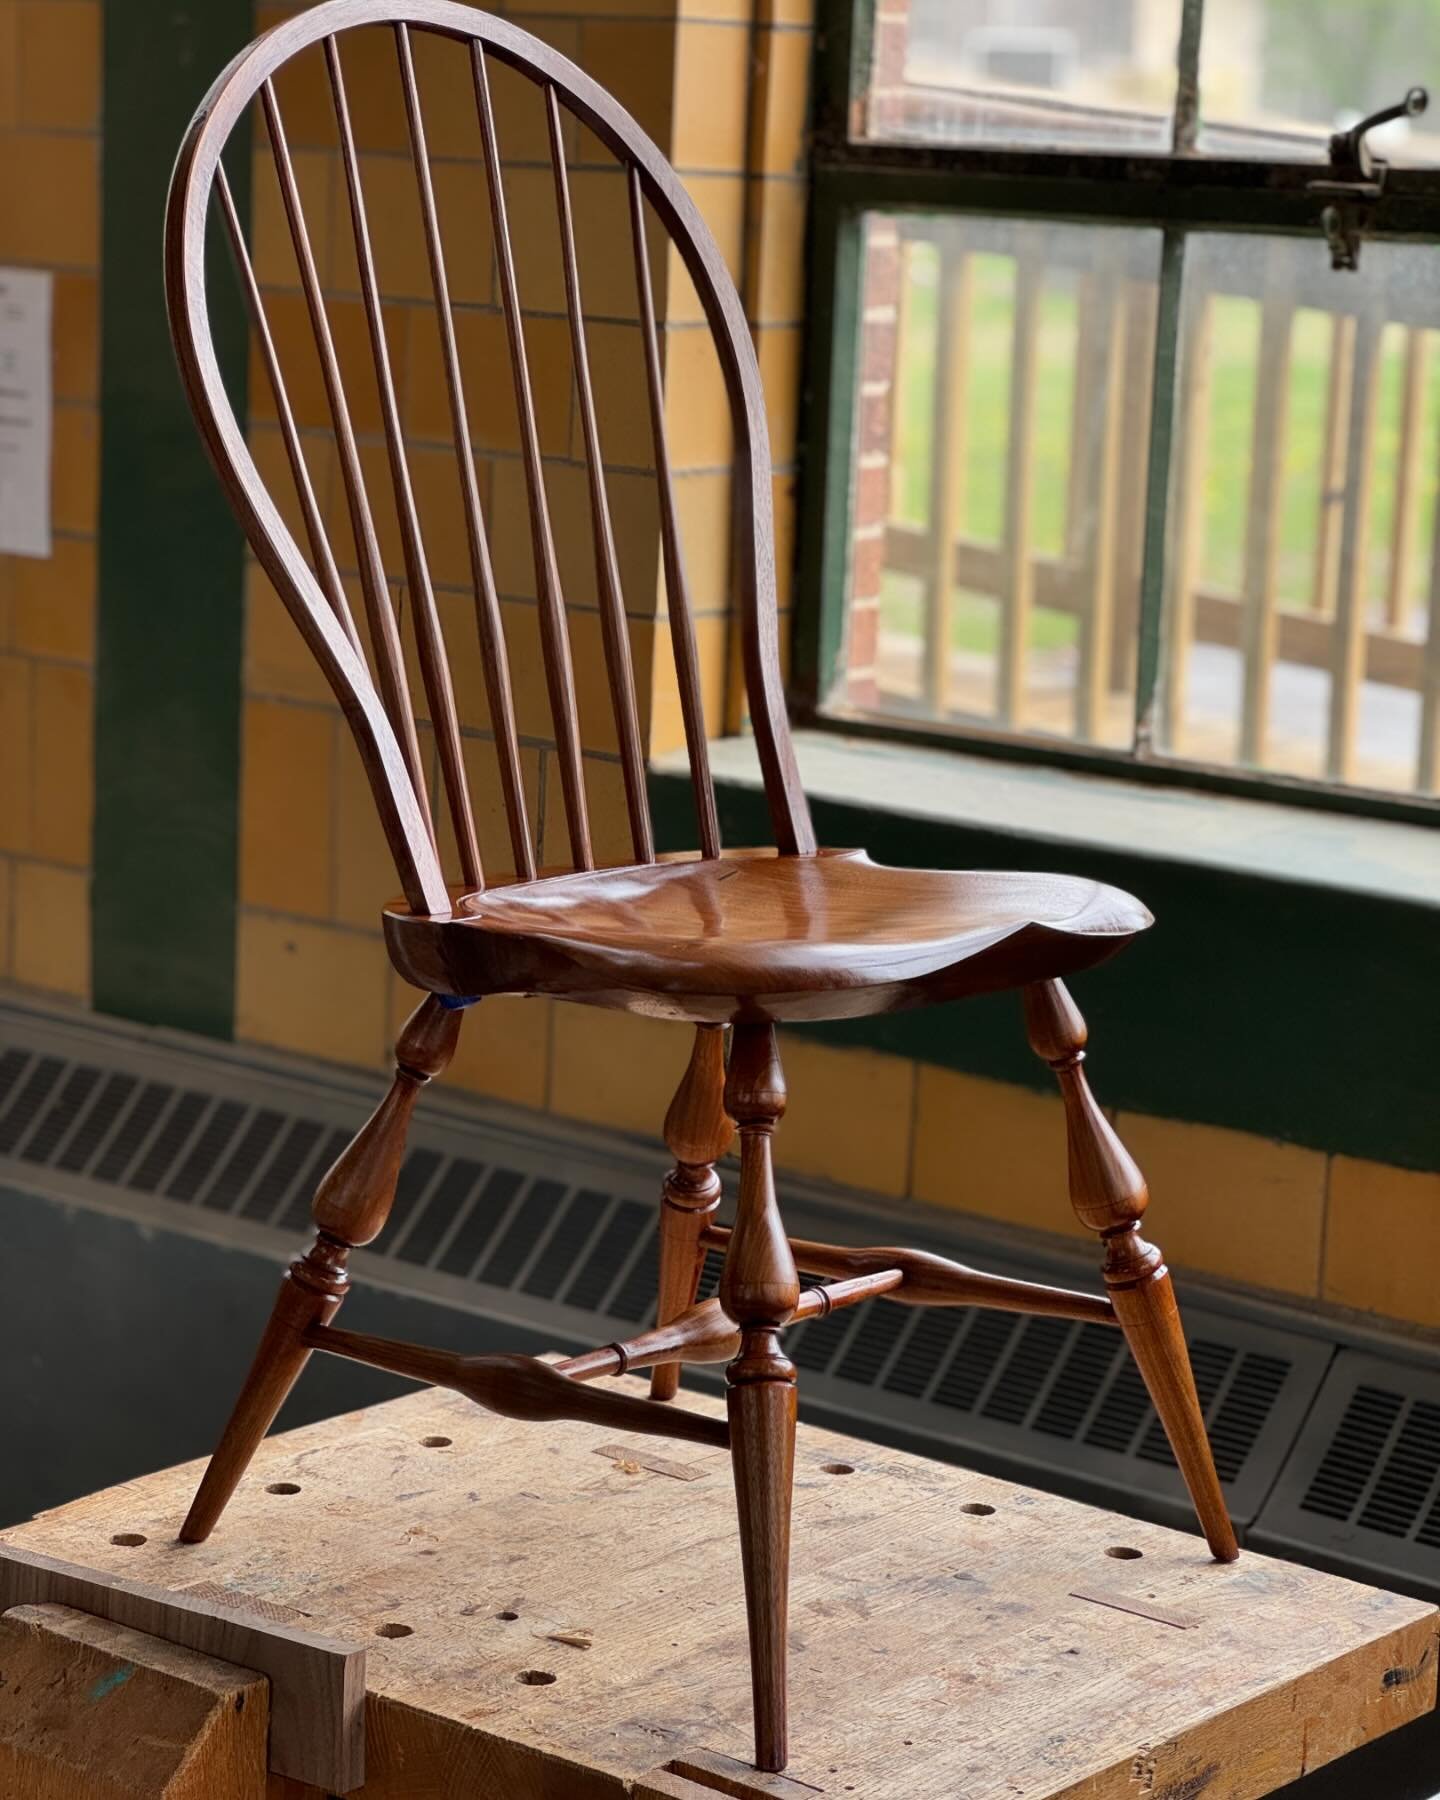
[165,0,1238,1772]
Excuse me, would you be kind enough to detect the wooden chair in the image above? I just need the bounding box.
[165,1,1238,1771]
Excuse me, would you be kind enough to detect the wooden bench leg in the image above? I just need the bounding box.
[1024,981,1239,1563]
[179,995,461,1544]
[651,1026,732,1403]
[721,1024,801,1773]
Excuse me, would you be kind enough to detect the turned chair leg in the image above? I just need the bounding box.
[651,1025,733,1402]
[1024,981,1239,1563]
[720,1023,801,1773]
[179,995,463,1544]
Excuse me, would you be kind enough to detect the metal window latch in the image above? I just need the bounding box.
[1309,86,1428,270]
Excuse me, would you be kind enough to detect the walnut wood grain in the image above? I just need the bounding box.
[384,849,1151,1025]
[1024,980,1240,1563]
[257,74,432,841]
[179,996,462,1545]
[551,85,652,867]
[700,1224,1117,1327]
[651,1025,733,1401]
[631,165,720,861]
[213,164,357,656]
[306,1328,730,1449]
[394,19,531,885]
[558,1274,904,1382]
[720,1025,798,1772]
[472,39,592,871]
[327,32,480,889]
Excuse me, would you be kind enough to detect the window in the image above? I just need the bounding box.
[799,0,1440,809]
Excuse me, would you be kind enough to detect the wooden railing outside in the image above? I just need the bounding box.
[869,215,1440,797]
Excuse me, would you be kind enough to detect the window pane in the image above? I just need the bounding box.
[833,214,1162,749]
[1159,234,1440,794]
[1200,1,1440,162]
[862,0,1182,150]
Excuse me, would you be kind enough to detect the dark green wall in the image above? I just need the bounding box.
[92,2,254,1038]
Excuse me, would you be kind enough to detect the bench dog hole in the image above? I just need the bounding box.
[1106,1545,1144,1560]
[496,1610,520,1621]
[960,1503,996,1516]
[421,1436,452,1448]
[517,1669,557,1686]
[376,1622,414,1639]
[110,1533,147,1547]
[266,1482,301,1496]
[822,1462,855,1475]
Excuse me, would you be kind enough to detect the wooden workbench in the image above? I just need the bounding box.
[3,1377,1434,1799]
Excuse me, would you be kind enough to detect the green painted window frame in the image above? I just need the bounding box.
[793,0,1440,828]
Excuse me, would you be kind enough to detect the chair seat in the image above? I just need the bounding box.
[384,848,1152,1024]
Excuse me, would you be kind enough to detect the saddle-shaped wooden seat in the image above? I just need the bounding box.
[384,849,1153,1020]
[163,0,1238,1774]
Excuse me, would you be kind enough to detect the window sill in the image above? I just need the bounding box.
[657,731,1437,908]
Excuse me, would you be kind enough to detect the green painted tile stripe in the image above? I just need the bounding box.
[650,769,1438,1174]
[93,2,255,1039]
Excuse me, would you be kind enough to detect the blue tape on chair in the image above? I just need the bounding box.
[437,993,482,1011]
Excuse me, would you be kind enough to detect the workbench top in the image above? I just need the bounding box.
[5,1377,1434,1799]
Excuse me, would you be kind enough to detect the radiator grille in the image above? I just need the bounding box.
[1253,1352,1440,1593]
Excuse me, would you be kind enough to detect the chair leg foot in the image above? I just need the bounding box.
[179,1241,347,1544]
[1107,1245,1239,1562]
[728,1350,797,1773]
[1024,980,1239,1564]
[650,1026,731,1403]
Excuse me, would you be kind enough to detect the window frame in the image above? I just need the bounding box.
[792,0,1440,826]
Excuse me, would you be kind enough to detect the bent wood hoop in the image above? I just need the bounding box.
[164,0,813,922]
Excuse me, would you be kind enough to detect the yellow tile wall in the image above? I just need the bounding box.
[911,1064,1079,1240]
[0,0,101,1002]
[1116,1113,1326,1300]
[1324,1159,1440,1329]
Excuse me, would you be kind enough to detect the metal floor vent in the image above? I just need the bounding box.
[0,1031,678,1338]
[2,997,1438,1596]
[1256,1352,1440,1593]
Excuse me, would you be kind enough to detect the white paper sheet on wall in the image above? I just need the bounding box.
[0,267,54,559]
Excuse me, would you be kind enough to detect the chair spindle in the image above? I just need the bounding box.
[472,39,592,871]
[629,165,721,860]
[260,74,433,832]
[396,21,534,884]
[327,35,481,889]
[547,85,653,866]
[214,163,359,655]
